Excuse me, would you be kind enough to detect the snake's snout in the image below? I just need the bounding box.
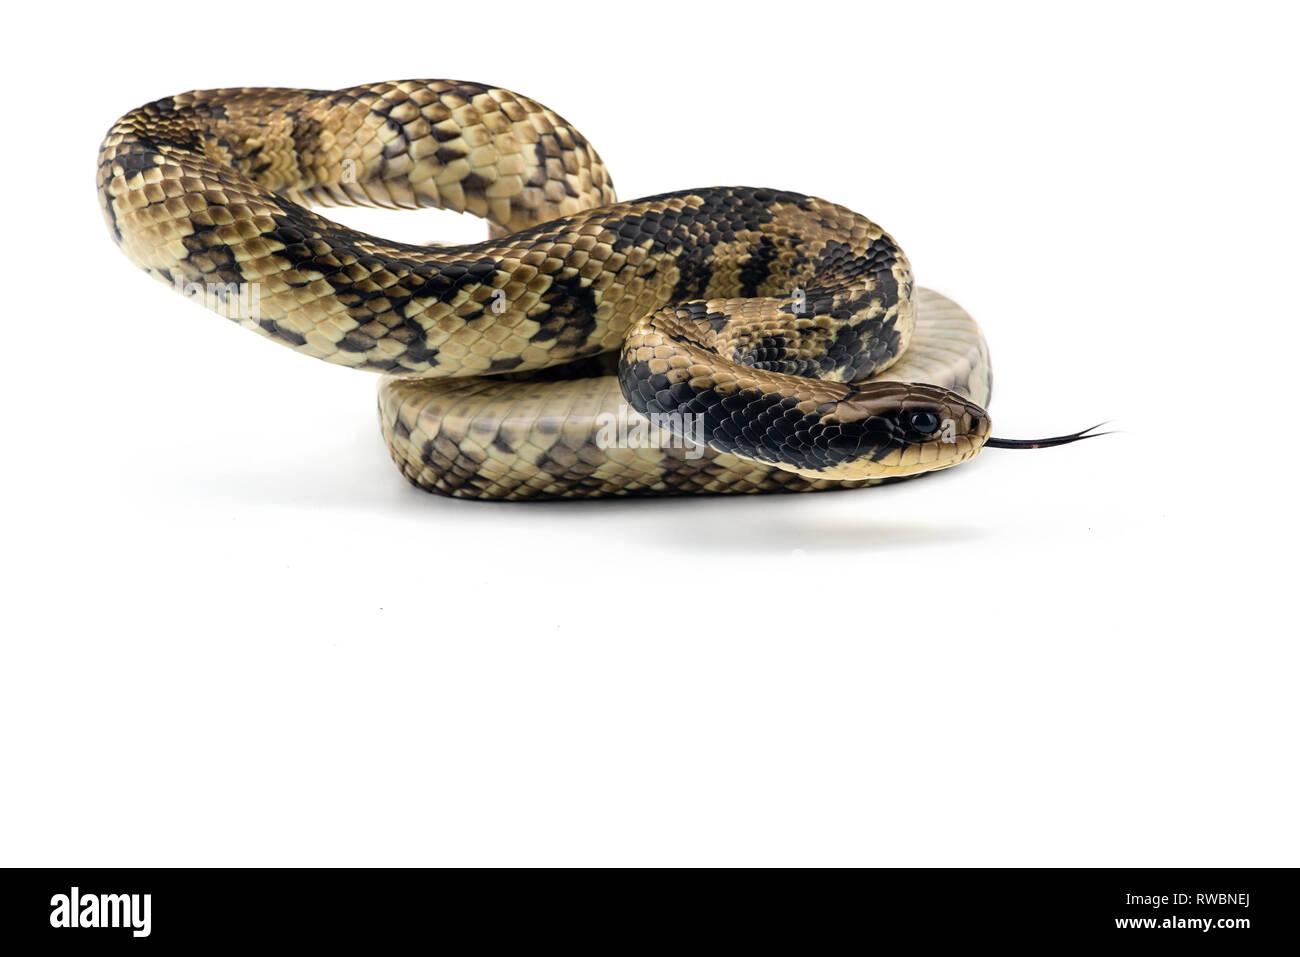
[931,398,994,470]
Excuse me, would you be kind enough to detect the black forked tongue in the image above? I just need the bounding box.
[985,422,1113,450]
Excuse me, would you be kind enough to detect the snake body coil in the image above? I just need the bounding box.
[98,79,1000,499]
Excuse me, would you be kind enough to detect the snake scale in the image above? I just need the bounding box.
[98,79,1086,500]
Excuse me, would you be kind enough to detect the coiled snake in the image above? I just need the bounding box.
[97,80,1094,499]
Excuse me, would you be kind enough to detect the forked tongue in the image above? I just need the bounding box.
[985,422,1113,450]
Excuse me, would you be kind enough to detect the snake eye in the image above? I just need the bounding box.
[910,412,941,435]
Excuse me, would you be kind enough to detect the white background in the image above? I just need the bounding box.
[1,1,1295,866]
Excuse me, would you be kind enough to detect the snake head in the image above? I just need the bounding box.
[789,381,992,480]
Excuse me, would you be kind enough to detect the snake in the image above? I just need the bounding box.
[97,79,1096,500]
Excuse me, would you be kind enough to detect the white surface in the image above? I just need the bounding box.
[1,1,1295,866]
